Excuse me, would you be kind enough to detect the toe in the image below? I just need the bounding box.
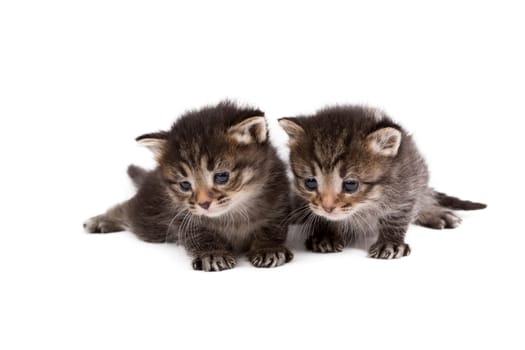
[249,247,292,268]
[444,212,462,228]
[394,244,410,258]
[201,256,212,272]
[380,245,394,259]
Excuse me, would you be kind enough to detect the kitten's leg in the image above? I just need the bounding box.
[305,219,345,253]
[368,214,411,259]
[248,226,293,268]
[413,190,462,229]
[414,206,462,229]
[183,231,236,272]
[84,203,129,233]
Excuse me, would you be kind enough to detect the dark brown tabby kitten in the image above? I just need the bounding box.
[84,101,293,271]
[279,105,486,259]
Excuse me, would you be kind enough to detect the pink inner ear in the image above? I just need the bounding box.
[228,116,267,144]
[368,127,401,156]
[382,135,399,149]
[278,119,305,143]
[137,138,166,156]
[246,123,263,143]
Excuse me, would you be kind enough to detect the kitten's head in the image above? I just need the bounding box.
[137,101,270,218]
[279,106,403,221]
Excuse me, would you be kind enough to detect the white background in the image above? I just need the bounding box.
[1,1,523,349]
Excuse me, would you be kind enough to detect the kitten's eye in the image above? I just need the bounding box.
[214,172,230,185]
[179,181,192,191]
[304,178,318,191]
[343,180,359,193]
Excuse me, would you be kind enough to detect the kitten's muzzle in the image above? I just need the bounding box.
[320,194,337,214]
[322,205,336,213]
[198,200,212,210]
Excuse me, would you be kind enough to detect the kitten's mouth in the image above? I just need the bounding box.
[310,205,352,221]
[192,198,233,218]
[193,204,230,218]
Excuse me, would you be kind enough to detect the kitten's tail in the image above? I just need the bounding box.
[433,191,487,210]
[127,164,148,188]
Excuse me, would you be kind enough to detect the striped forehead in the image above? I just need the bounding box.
[311,134,349,172]
[170,149,213,177]
[172,157,214,185]
[172,139,221,170]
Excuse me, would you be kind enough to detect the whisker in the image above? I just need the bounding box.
[165,208,186,243]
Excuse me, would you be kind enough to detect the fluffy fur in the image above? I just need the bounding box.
[279,105,486,259]
[84,101,293,271]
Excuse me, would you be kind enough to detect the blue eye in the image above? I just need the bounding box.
[180,181,192,191]
[343,180,359,193]
[304,178,318,190]
[214,172,230,185]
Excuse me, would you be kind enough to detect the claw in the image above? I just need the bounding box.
[369,242,410,260]
[248,246,293,268]
[306,234,345,253]
[192,251,236,272]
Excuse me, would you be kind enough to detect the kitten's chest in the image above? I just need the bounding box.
[213,218,267,252]
[340,214,380,250]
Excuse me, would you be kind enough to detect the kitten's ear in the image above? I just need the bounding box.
[366,127,402,157]
[278,118,305,144]
[136,131,168,158]
[228,116,268,144]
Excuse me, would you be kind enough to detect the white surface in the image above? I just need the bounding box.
[1,1,523,349]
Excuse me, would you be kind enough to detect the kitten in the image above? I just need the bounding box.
[279,105,486,259]
[84,101,293,271]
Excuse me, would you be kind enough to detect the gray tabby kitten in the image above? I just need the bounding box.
[279,105,486,259]
[84,101,293,271]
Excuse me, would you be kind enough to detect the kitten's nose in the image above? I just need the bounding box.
[198,200,212,210]
[322,205,336,213]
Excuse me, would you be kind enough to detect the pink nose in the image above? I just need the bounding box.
[198,201,212,210]
[322,205,335,213]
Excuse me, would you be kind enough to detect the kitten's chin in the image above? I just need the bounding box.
[310,207,351,221]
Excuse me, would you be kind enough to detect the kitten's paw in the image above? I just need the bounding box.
[368,242,411,259]
[83,215,124,234]
[248,246,293,268]
[192,251,236,272]
[305,235,344,253]
[416,209,462,229]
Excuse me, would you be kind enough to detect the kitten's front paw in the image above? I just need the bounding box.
[192,251,236,272]
[248,246,293,268]
[368,242,411,259]
[83,215,124,233]
[305,235,344,253]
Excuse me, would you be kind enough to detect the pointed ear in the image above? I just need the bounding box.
[135,131,168,158]
[227,116,268,144]
[278,118,305,145]
[366,127,402,157]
